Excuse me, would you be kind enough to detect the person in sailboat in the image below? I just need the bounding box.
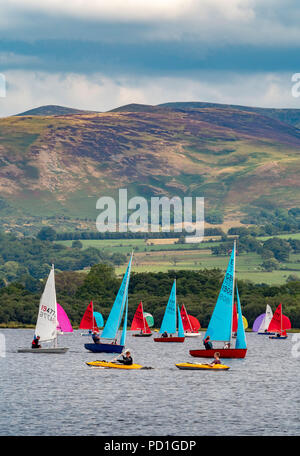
[115,350,133,366]
[223,342,231,349]
[92,331,100,344]
[203,335,213,350]
[32,335,41,349]
[161,331,168,338]
[209,352,222,366]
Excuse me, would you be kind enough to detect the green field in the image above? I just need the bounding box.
[58,236,300,285]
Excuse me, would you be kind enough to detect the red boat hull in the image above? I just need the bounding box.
[154,337,185,343]
[189,348,247,359]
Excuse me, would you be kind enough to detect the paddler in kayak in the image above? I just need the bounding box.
[209,352,222,366]
[113,349,133,366]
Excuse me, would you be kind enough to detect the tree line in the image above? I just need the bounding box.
[1,264,300,328]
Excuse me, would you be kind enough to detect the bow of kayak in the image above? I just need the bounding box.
[175,362,230,370]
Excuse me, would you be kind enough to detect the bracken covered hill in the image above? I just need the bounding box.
[0,102,300,221]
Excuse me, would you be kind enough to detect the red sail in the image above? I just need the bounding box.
[268,304,282,332]
[181,305,192,332]
[232,302,238,332]
[143,317,152,334]
[268,304,291,333]
[189,315,201,331]
[180,305,200,332]
[79,301,98,330]
[131,302,151,334]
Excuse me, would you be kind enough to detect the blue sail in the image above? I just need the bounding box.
[205,245,235,342]
[120,296,128,346]
[93,311,104,328]
[159,281,176,334]
[235,286,247,349]
[177,305,185,338]
[101,255,132,339]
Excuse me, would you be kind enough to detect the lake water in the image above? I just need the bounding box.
[0,329,299,436]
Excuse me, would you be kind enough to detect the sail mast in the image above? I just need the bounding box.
[175,279,176,336]
[230,241,236,346]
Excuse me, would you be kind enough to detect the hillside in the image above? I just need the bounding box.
[16,105,100,116]
[1,102,300,230]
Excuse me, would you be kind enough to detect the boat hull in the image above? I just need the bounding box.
[269,336,288,339]
[132,333,152,337]
[17,347,69,354]
[189,348,247,359]
[84,343,124,353]
[154,337,185,343]
[258,332,275,335]
[175,362,230,370]
[86,361,143,369]
[184,332,200,337]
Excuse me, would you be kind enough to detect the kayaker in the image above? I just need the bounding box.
[32,335,41,349]
[117,350,133,366]
[209,352,222,366]
[203,335,213,350]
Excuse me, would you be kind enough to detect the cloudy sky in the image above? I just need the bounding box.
[0,0,299,116]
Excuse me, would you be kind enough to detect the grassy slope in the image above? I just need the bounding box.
[57,236,300,285]
[0,105,299,224]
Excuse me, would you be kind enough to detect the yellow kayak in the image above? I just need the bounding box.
[175,362,230,370]
[86,361,144,370]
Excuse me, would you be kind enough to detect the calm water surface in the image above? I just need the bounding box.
[0,329,299,436]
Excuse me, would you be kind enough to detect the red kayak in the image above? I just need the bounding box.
[154,337,185,343]
[189,348,247,359]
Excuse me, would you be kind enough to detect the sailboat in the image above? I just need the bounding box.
[84,254,132,353]
[268,303,291,339]
[18,265,69,354]
[56,303,73,335]
[190,241,247,358]
[131,301,152,337]
[256,304,274,335]
[180,304,201,337]
[79,301,99,336]
[154,280,185,343]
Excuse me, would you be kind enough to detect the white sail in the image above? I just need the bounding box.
[258,304,273,332]
[35,265,58,342]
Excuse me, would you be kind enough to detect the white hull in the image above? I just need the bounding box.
[17,347,69,354]
[184,332,200,337]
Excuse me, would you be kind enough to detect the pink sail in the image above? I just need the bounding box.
[57,303,73,333]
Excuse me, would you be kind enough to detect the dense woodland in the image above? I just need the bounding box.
[1,264,300,328]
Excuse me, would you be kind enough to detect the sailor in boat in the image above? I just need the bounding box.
[203,335,213,350]
[209,352,222,366]
[114,350,133,366]
[161,331,168,338]
[92,332,101,344]
[223,342,231,349]
[32,335,41,349]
